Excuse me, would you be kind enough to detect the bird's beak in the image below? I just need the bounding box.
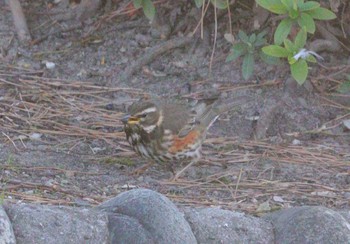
[121,114,139,125]
[121,114,130,124]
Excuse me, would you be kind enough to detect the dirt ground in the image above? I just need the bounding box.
[0,0,349,214]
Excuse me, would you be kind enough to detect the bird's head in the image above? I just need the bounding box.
[121,100,163,133]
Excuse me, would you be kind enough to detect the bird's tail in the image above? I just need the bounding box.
[196,96,248,131]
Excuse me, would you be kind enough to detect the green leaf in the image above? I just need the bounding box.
[255,37,266,47]
[288,8,299,19]
[211,0,228,9]
[298,1,320,11]
[269,4,289,14]
[194,0,204,8]
[262,45,290,57]
[142,0,155,21]
[294,28,307,49]
[247,42,254,53]
[337,81,350,94]
[283,39,295,52]
[306,7,337,20]
[226,43,247,62]
[249,33,256,43]
[133,0,142,8]
[298,13,315,33]
[291,59,308,84]
[297,0,304,5]
[242,53,255,80]
[260,51,280,65]
[238,30,249,43]
[274,18,293,45]
[256,30,267,40]
[292,0,298,11]
[255,31,267,46]
[281,0,293,9]
[256,0,285,12]
[288,56,297,65]
[306,55,317,63]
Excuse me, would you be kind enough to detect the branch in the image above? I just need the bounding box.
[7,0,31,43]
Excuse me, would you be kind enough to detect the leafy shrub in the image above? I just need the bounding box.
[226,30,278,80]
[256,0,336,45]
[262,28,321,83]
[256,0,336,83]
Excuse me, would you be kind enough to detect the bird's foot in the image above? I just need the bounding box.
[129,162,153,176]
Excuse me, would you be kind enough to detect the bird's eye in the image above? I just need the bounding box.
[139,113,147,118]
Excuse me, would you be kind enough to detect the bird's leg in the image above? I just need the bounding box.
[165,162,176,175]
[171,159,199,181]
[129,161,154,176]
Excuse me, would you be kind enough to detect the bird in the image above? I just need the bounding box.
[121,95,241,180]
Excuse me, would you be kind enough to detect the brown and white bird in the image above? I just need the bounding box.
[121,95,240,179]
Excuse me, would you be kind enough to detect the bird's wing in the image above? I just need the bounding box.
[161,103,192,136]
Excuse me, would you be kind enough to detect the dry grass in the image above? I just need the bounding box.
[0,64,349,213]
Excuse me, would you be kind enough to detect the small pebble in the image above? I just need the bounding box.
[45,61,56,69]
[224,33,235,44]
[273,196,285,203]
[18,135,27,140]
[292,139,301,145]
[29,133,42,140]
[343,119,350,129]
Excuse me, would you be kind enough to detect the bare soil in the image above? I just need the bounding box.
[0,0,349,214]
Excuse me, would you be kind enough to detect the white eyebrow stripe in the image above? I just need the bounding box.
[135,107,157,116]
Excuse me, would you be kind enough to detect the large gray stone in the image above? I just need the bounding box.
[264,206,350,244]
[4,203,109,244]
[96,188,197,244]
[107,214,154,244]
[339,210,350,223]
[0,204,16,244]
[183,207,274,244]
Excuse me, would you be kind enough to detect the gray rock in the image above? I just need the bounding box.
[4,203,109,244]
[107,214,154,244]
[339,210,350,222]
[0,204,16,244]
[96,188,197,244]
[264,206,350,244]
[183,207,274,244]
